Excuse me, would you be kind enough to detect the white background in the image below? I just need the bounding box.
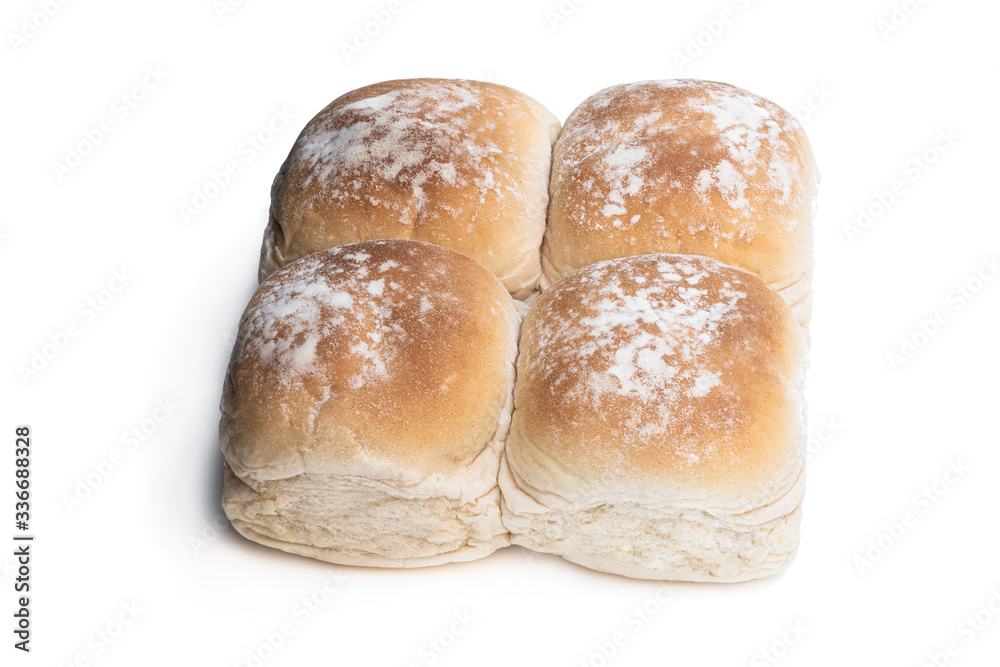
[3,0,999,665]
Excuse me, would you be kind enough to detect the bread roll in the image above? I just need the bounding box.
[261,78,561,299]
[544,79,818,328]
[500,254,808,582]
[221,239,519,567]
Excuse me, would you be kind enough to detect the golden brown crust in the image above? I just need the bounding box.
[264,78,560,298]
[508,253,807,506]
[223,239,519,481]
[543,80,818,324]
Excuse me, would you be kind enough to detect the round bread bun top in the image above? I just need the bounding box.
[544,79,818,296]
[224,239,519,482]
[263,78,560,299]
[509,253,807,509]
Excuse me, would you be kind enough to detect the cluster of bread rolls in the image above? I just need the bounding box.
[221,78,818,582]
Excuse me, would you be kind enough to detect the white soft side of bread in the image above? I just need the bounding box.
[222,372,514,567]
[499,437,805,582]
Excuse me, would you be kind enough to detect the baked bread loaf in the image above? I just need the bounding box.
[221,239,519,567]
[544,80,818,328]
[261,78,561,299]
[499,253,808,582]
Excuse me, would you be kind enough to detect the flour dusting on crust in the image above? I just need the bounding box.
[534,256,745,398]
[235,241,469,392]
[288,80,520,216]
[553,79,811,239]
[525,254,757,462]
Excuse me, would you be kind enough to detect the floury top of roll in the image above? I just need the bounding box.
[544,79,818,328]
[222,240,519,567]
[500,253,808,582]
[260,78,560,299]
